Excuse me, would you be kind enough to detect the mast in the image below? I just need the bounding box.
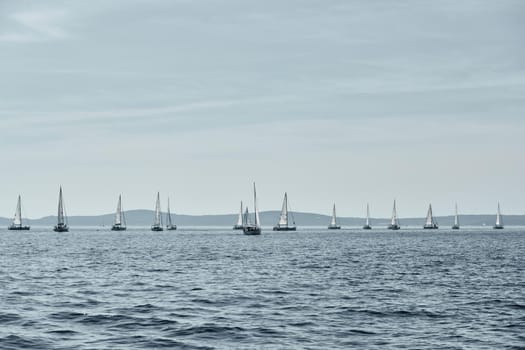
[13,195,22,227]
[254,182,260,228]
[236,201,243,226]
[330,203,337,226]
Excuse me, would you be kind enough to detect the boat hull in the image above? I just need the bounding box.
[151,226,164,232]
[111,226,127,231]
[362,225,372,230]
[328,226,341,230]
[273,226,297,231]
[166,225,177,231]
[243,226,261,235]
[8,226,30,231]
[233,225,244,230]
[423,225,439,229]
[452,225,460,230]
[388,225,400,230]
[54,225,69,232]
[493,225,504,229]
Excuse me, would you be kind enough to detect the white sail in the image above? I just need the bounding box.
[496,202,503,226]
[330,204,337,226]
[236,201,243,226]
[278,193,289,226]
[425,204,434,226]
[454,203,459,226]
[391,200,398,226]
[167,198,173,226]
[153,192,162,227]
[115,195,122,226]
[13,195,22,226]
[57,187,65,225]
[366,203,370,226]
[243,207,251,226]
[254,183,260,228]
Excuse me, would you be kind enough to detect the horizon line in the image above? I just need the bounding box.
[1,209,521,221]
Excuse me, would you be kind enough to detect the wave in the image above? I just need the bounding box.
[0,335,52,350]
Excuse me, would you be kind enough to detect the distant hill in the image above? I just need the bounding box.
[1,210,524,227]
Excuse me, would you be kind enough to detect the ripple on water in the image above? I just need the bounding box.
[0,334,53,349]
[0,313,22,325]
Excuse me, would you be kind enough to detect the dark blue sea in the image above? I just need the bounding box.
[1,227,524,349]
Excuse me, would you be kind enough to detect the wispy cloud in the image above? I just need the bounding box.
[0,9,69,43]
[0,94,294,129]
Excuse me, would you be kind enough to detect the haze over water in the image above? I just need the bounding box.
[1,228,524,349]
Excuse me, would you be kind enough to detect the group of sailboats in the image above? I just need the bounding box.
[3,188,507,232]
[242,183,261,235]
[235,187,297,234]
[373,200,500,230]
[232,196,506,232]
[6,188,179,232]
[150,192,177,231]
[111,192,177,232]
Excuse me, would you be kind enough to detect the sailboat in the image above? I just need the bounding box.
[166,198,177,231]
[363,203,372,230]
[151,192,163,231]
[423,203,439,229]
[243,207,250,227]
[328,203,341,229]
[8,195,30,230]
[53,186,69,232]
[243,182,261,235]
[388,200,400,230]
[273,192,296,231]
[452,203,460,230]
[233,201,244,230]
[111,195,126,231]
[494,202,504,229]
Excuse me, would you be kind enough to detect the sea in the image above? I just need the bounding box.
[1,227,524,349]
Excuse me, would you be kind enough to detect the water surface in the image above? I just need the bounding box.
[1,227,524,349]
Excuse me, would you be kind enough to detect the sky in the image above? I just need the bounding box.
[0,0,524,218]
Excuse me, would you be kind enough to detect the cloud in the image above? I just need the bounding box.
[0,94,294,131]
[0,9,68,43]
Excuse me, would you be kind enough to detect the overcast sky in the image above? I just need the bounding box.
[1,0,524,218]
